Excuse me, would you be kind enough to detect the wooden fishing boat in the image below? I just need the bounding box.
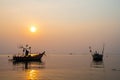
[12,44,46,62]
[89,44,105,61]
[13,51,45,62]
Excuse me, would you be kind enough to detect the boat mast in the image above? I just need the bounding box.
[102,44,105,55]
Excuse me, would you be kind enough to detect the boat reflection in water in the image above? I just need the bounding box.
[90,60,104,69]
[90,60,105,80]
[12,60,45,70]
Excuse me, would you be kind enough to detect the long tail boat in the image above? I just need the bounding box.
[12,44,46,62]
[13,51,45,62]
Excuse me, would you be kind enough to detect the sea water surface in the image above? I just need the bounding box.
[0,54,120,80]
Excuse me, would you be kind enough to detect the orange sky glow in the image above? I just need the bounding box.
[0,0,120,54]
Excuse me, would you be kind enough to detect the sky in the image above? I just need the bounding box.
[0,0,120,54]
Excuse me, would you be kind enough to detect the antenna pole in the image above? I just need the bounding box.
[102,44,105,55]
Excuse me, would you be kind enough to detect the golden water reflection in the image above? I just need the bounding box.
[12,61,45,80]
[27,69,41,80]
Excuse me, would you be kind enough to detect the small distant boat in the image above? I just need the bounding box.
[89,44,105,61]
[12,44,46,62]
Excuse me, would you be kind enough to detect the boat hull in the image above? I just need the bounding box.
[13,54,43,62]
[92,54,103,61]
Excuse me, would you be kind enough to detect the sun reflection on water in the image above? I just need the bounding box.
[27,70,40,80]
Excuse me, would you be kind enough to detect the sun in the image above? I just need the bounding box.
[30,26,37,32]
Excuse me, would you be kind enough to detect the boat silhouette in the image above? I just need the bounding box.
[13,52,45,62]
[12,44,46,62]
[89,44,105,61]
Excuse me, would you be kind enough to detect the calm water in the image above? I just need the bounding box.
[0,54,120,80]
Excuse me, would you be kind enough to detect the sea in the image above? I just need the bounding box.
[0,53,120,80]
